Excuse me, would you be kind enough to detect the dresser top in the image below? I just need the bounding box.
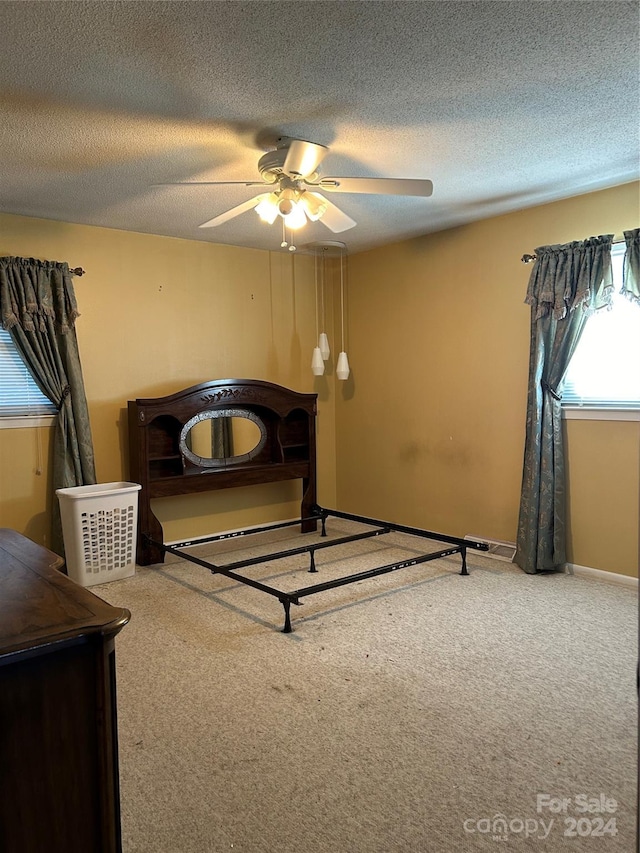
[0,529,130,659]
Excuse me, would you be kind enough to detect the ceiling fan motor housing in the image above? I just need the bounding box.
[257,149,287,182]
[258,138,321,183]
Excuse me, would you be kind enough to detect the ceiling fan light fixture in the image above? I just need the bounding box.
[277,197,295,217]
[255,193,279,224]
[301,193,327,222]
[277,186,300,215]
[283,202,307,230]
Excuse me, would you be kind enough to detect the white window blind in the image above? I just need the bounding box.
[562,243,640,410]
[0,327,56,417]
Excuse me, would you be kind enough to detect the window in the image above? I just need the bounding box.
[562,242,640,415]
[0,327,56,424]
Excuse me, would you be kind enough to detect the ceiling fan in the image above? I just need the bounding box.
[159,137,433,234]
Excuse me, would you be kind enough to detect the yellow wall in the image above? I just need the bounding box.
[335,182,639,577]
[0,213,337,545]
[564,419,639,573]
[0,424,55,546]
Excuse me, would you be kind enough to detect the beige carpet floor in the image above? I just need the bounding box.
[96,520,638,852]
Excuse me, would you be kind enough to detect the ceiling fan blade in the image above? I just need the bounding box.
[310,177,434,197]
[308,193,356,233]
[283,140,329,178]
[199,194,268,228]
[155,181,266,187]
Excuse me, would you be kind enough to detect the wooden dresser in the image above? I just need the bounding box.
[0,529,130,853]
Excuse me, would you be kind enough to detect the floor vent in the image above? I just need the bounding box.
[464,535,516,562]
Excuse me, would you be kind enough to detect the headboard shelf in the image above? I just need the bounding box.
[146,461,313,495]
[128,379,318,565]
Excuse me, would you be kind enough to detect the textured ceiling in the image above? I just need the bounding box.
[0,1,638,255]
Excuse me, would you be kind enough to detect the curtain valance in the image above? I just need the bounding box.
[524,234,614,321]
[0,256,80,334]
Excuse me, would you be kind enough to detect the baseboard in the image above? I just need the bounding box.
[564,563,638,588]
[464,534,516,562]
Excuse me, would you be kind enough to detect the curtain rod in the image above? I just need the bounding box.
[521,236,625,264]
[70,266,86,276]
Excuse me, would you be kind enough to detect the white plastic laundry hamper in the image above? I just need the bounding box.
[56,482,141,587]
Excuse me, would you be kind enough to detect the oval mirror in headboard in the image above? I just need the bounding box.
[179,407,267,468]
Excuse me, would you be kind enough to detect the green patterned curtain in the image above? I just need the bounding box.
[622,228,640,305]
[0,257,96,555]
[514,235,614,574]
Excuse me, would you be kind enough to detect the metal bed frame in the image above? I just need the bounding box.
[150,505,489,633]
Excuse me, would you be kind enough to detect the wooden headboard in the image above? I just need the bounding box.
[128,379,318,565]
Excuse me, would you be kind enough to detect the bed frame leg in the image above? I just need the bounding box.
[459,546,469,576]
[281,598,293,633]
[309,549,317,573]
[320,515,327,537]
